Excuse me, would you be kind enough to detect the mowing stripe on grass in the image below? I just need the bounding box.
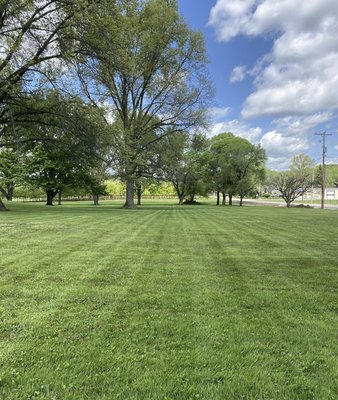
[0,201,337,399]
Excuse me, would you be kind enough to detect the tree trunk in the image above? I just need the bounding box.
[46,189,56,206]
[93,194,99,206]
[191,192,195,202]
[0,185,13,201]
[58,190,62,206]
[222,192,226,205]
[174,182,185,205]
[0,197,7,211]
[216,190,220,206]
[286,201,291,208]
[177,192,185,205]
[137,187,142,206]
[123,177,135,208]
[239,196,244,206]
[6,185,14,201]
[228,194,233,206]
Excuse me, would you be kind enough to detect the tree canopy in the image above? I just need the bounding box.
[74,0,212,207]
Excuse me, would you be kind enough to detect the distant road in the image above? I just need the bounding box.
[241,198,338,210]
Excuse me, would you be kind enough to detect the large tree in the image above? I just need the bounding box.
[207,133,266,206]
[0,0,95,210]
[75,0,211,208]
[15,92,109,205]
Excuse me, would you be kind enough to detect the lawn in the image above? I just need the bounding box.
[0,201,337,399]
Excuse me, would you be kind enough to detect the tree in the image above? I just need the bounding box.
[0,148,22,200]
[290,154,315,179]
[314,164,338,188]
[134,177,160,206]
[270,155,314,207]
[19,93,109,205]
[85,173,108,206]
[270,172,312,207]
[232,144,266,206]
[75,0,211,208]
[155,132,208,204]
[207,133,266,206]
[0,1,94,210]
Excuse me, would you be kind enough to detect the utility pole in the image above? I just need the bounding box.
[315,132,332,209]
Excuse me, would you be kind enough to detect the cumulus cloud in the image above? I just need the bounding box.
[209,113,330,169]
[208,106,232,120]
[272,113,334,136]
[259,130,312,169]
[208,0,338,118]
[210,119,262,142]
[260,130,310,154]
[265,156,292,171]
[230,66,247,83]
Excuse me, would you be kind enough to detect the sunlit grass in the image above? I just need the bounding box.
[0,201,337,399]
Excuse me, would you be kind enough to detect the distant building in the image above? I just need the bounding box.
[302,187,338,200]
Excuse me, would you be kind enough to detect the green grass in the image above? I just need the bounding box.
[0,200,337,400]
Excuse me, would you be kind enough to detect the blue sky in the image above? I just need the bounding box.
[178,0,338,170]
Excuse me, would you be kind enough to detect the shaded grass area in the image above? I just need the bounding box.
[0,201,337,399]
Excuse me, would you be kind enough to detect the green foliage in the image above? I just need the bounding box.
[156,132,209,203]
[9,184,45,200]
[290,154,315,174]
[75,0,211,206]
[0,148,23,199]
[105,179,126,197]
[0,0,91,120]
[314,164,338,187]
[144,181,175,197]
[14,92,110,204]
[270,171,313,207]
[269,154,314,207]
[207,132,266,203]
[104,179,176,197]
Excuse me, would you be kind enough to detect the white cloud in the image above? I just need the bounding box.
[208,113,330,169]
[259,130,312,170]
[273,113,334,136]
[209,0,338,119]
[266,156,292,171]
[260,130,310,154]
[208,0,257,42]
[208,106,232,121]
[210,119,262,142]
[230,66,246,83]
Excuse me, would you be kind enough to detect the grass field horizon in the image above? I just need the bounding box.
[0,201,337,399]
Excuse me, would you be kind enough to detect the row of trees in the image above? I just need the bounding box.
[1,1,323,210]
[0,126,267,206]
[154,132,266,205]
[0,0,211,210]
